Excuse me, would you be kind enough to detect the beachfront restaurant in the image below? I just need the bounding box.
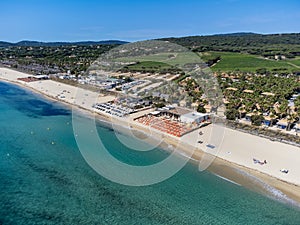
[153,106,210,125]
[33,75,49,80]
[180,112,210,124]
[158,107,192,121]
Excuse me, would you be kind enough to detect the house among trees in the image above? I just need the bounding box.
[226,87,238,91]
[263,116,277,126]
[294,123,300,133]
[243,89,254,94]
[261,92,275,97]
[277,119,288,129]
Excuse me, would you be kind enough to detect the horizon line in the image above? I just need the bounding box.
[1,31,300,44]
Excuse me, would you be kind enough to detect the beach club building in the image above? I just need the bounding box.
[32,75,49,80]
[153,106,210,125]
[157,106,191,120]
[180,112,210,124]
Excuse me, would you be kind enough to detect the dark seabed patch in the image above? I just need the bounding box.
[0,82,70,117]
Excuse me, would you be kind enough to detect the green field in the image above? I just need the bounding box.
[200,51,300,73]
[116,52,204,66]
[121,61,179,73]
[116,51,206,73]
[287,57,300,67]
[115,51,300,74]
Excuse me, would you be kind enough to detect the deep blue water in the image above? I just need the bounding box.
[0,81,300,225]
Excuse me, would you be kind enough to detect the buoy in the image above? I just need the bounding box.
[47,128,50,130]
[30,131,34,134]
[7,153,10,157]
[51,141,55,145]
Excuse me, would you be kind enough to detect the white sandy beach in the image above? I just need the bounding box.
[0,67,115,112]
[1,67,300,202]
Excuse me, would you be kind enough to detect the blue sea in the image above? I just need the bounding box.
[1,81,300,225]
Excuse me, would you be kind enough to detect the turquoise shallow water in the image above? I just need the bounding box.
[0,81,300,225]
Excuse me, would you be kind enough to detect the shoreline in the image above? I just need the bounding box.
[1,67,300,206]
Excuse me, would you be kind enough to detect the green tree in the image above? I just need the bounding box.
[256,68,267,75]
[251,114,264,126]
[197,105,206,113]
[225,108,239,120]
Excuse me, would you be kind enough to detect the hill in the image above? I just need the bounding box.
[160,33,300,58]
[2,33,300,75]
[0,40,129,47]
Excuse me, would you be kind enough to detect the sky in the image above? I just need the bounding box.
[1,0,299,42]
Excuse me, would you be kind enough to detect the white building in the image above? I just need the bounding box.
[180,112,210,124]
[33,75,49,80]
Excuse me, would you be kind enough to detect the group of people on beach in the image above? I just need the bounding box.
[253,158,267,165]
[253,158,289,174]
